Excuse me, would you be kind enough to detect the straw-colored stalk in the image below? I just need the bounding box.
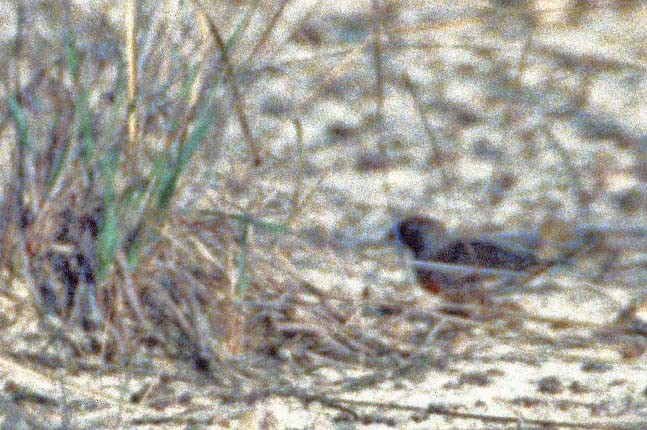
[125,0,139,174]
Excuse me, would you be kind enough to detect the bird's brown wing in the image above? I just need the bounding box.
[414,240,542,294]
[432,240,542,271]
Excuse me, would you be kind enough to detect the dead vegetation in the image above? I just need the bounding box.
[0,0,645,428]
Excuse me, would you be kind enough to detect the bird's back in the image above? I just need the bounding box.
[431,239,542,271]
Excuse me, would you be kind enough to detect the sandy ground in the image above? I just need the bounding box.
[0,0,646,429]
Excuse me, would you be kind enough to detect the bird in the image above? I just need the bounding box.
[388,216,555,298]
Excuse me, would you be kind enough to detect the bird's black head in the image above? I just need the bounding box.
[389,216,446,258]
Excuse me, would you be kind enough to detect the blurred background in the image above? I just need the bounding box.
[0,1,645,428]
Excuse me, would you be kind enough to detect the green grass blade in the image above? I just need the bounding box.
[65,30,80,82]
[157,108,212,211]
[78,90,97,165]
[224,0,262,55]
[97,147,121,281]
[200,210,290,235]
[97,204,120,281]
[8,96,30,149]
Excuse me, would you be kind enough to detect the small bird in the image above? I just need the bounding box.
[388,216,554,297]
